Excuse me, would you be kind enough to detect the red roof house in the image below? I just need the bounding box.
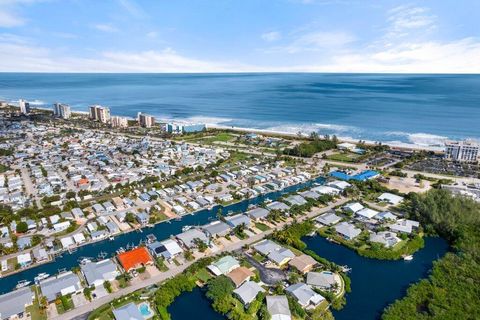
[117,247,153,272]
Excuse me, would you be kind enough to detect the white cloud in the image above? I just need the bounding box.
[0,6,25,27]
[386,5,436,38]
[261,31,281,42]
[93,24,119,33]
[146,31,157,38]
[266,30,355,53]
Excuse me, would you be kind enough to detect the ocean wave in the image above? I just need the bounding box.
[386,131,448,146]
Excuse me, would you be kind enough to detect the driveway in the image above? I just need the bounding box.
[243,253,286,285]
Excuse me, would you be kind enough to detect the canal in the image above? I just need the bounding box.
[302,236,449,320]
[0,176,326,293]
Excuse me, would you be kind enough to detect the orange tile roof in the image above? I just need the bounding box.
[117,247,153,272]
[78,178,89,185]
[227,267,255,287]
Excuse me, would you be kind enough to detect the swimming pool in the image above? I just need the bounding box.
[138,302,153,319]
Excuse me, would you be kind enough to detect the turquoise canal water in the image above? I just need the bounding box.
[302,236,449,320]
[168,287,223,320]
[0,176,325,294]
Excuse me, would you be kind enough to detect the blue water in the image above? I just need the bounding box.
[138,303,153,317]
[1,73,479,145]
[0,176,324,294]
[303,236,449,320]
[168,287,224,320]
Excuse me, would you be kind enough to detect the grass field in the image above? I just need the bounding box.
[327,152,362,163]
[254,222,270,231]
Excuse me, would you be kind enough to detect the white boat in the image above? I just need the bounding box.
[109,236,115,241]
[403,255,413,261]
[15,280,31,289]
[182,225,193,232]
[34,273,49,283]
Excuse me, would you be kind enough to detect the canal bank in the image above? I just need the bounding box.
[0,176,326,294]
[302,236,448,320]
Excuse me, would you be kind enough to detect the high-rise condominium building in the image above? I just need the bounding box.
[445,140,480,162]
[19,99,30,115]
[53,103,71,119]
[89,105,111,123]
[111,116,129,128]
[137,112,155,128]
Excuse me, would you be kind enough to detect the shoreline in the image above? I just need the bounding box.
[9,105,448,152]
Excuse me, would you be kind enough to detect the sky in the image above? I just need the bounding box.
[0,0,479,73]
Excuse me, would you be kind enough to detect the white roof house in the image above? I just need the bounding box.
[286,283,324,307]
[60,236,74,248]
[369,231,401,248]
[315,212,342,226]
[81,259,120,287]
[327,180,351,191]
[389,219,420,234]
[378,193,404,205]
[335,222,361,240]
[73,233,86,244]
[343,202,364,213]
[233,281,265,305]
[266,295,291,320]
[39,272,82,301]
[311,185,339,195]
[17,253,32,267]
[306,271,337,290]
[0,287,34,320]
[356,208,379,219]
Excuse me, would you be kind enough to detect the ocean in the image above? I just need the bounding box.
[1,73,479,148]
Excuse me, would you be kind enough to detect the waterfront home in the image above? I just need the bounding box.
[147,239,183,261]
[117,247,153,273]
[335,222,362,240]
[378,192,404,205]
[299,190,321,200]
[90,230,108,241]
[315,211,342,226]
[135,212,149,225]
[356,208,379,219]
[112,302,144,320]
[60,236,74,249]
[17,252,32,267]
[39,271,82,302]
[326,180,351,191]
[225,214,251,228]
[286,283,325,308]
[81,259,120,287]
[253,240,295,266]
[266,201,290,211]
[73,233,86,244]
[388,219,420,234]
[32,247,49,262]
[227,266,255,288]
[306,271,337,290]
[343,202,364,214]
[92,203,105,213]
[233,281,265,306]
[201,221,231,238]
[208,256,240,276]
[102,201,115,212]
[266,295,291,320]
[176,228,209,249]
[369,231,401,248]
[247,207,270,220]
[288,254,318,274]
[285,195,307,206]
[0,287,34,320]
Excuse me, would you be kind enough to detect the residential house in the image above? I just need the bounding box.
[306,271,337,290]
[334,222,361,240]
[233,281,265,306]
[288,254,317,274]
[286,283,325,308]
[112,302,144,320]
[225,214,251,228]
[81,259,120,287]
[176,228,209,249]
[201,221,231,238]
[227,267,255,288]
[369,231,401,248]
[315,212,341,226]
[266,295,291,320]
[39,272,82,302]
[207,256,240,276]
[147,239,183,261]
[378,193,404,205]
[253,240,295,266]
[117,247,153,273]
[0,287,34,320]
[389,219,420,234]
[247,207,270,220]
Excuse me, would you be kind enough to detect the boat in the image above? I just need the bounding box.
[403,255,414,261]
[34,273,49,283]
[97,251,108,259]
[109,236,115,241]
[78,258,92,265]
[15,280,31,289]
[340,265,352,273]
[182,225,193,232]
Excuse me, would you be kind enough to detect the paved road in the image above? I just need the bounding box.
[54,197,349,320]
